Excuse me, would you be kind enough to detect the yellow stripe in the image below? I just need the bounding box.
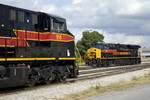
[36,58,56,60]
[27,38,74,42]
[14,29,36,34]
[0,45,15,47]
[7,51,15,53]
[40,39,74,42]
[0,58,5,61]
[7,58,34,61]
[59,58,76,60]
[0,57,76,61]
[14,29,75,39]
[0,36,17,39]
[0,58,56,61]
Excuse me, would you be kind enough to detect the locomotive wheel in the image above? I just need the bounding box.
[60,72,68,83]
[59,76,67,83]
[53,73,60,83]
[92,64,97,67]
[97,59,101,67]
[26,74,36,87]
[45,72,56,85]
[106,62,110,67]
[26,78,36,87]
[26,69,39,87]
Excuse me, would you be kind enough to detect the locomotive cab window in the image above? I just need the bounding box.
[51,19,65,33]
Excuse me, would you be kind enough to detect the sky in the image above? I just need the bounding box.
[0,0,150,47]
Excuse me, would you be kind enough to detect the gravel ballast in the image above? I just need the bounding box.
[0,68,150,100]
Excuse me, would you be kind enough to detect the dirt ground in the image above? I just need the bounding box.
[142,58,150,62]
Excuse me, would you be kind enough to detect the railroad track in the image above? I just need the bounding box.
[67,62,150,81]
[0,62,150,95]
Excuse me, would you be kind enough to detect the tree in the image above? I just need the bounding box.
[76,30,104,57]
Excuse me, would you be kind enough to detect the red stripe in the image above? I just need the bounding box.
[14,30,74,41]
[0,30,74,47]
[102,49,116,53]
[102,49,131,55]
[0,38,27,47]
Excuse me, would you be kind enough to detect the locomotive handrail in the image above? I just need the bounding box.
[75,45,81,66]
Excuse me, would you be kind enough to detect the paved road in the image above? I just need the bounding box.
[84,84,150,100]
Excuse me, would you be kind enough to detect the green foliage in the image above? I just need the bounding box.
[76,30,104,57]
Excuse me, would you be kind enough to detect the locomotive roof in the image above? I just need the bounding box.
[0,3,65,21]
[46,13,66,22]
[93,42,141,48]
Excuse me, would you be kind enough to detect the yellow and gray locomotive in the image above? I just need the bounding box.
[86,42,141,67]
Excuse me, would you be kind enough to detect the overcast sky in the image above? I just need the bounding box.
[0,0,150,47]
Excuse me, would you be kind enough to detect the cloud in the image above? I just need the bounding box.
[73,0,81,4]
[72,28,146,47]
[104,33,144,45]
[41,4,58,13]
[39,0,149,37]
[0,0,150,47]
[116,2,141,15]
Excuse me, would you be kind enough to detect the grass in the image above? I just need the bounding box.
[58,72,150,100]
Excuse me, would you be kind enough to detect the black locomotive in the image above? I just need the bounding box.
[0,4,78,88]
[86,42,141,67]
